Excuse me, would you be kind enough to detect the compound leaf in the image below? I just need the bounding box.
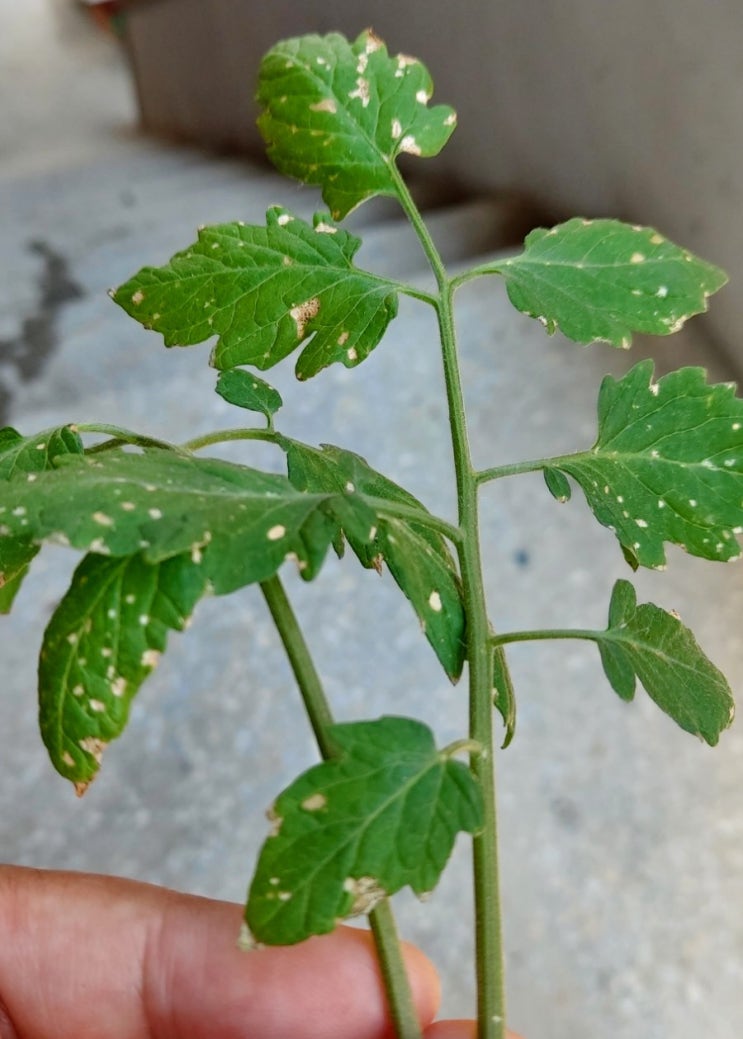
[113,209,398,380]
[245,716,482,945]
[497,218,727,347]
[216,369,283,421]
[39,552,206,793]
[286,441,466,680]
[596,580,734,745]
[0,448,358,594]
[257,30,457,219]
[551,361,743,568]
[0,424,83,612]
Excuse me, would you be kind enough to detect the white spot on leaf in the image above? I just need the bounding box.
[348,77,371,107]
[290,297,320,339]
[399,135,422,156]
[131,290,144,305]
[343,876,387,916]
[111,677,127,698]
[267,525,286,541]
[630,252,645,264]
[309,98,337,114]
[301,792,327,812]
[428,590,443,612]
[78,736,106,763]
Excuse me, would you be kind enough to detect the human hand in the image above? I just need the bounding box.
[0,867,521,1039]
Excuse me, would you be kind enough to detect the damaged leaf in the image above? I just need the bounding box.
[246,716,482,944]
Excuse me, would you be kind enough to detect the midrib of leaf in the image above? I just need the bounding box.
[565,458,725,543]
[599,627,713,681]
[597,393,727,450]
[48,559,127,759]
[564,442,742,478]
[157,246,400,338]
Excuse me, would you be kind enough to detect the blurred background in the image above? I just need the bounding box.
[1,3,742,1037]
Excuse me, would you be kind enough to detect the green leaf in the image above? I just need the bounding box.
[0,424,83,479]
[245,716,482,945]
[0,448,352,594]
[286,441,466,680]
[0,425,83,612]
[492,645,516,748]
[0,538,39,614]
[39,552,206,793]
[596,580,734,745]
[498,218,727,347]
[257,30,457,219]
[215,369,283,421]
[543,466,571,503]
[113,209,398,380]
[552,361,743,568]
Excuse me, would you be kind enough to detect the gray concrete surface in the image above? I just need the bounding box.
[1,7,742,1038]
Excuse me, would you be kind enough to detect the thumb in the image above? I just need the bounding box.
[424,1022,524,1039]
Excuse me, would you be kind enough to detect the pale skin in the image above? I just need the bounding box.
[0,868,523,1039]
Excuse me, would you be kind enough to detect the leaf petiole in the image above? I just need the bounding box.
[76,423,190,456]
[490,628,601,649]
[181,427,289,453]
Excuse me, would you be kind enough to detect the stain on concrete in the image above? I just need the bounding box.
[551,795,582,831]
[0,240,84,423]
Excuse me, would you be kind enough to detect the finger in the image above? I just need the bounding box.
[0,866,440,1039]
[424,1021,524,1039]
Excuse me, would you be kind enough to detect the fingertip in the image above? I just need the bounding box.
[424,1021,476,1039]
[399,937,441,1026]
[424,1024,523,1039]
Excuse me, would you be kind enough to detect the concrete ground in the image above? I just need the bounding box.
[1,6,742,1038]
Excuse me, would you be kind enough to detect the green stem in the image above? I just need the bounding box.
[76,423,188,455]
[476,459,552,484]
[450,260,510,293]
[476,455,576,485]
[182,427,287,453]
[392,167,507,1039]
[490,628,601,649]
[362,495,463,546]
[259,575,423,1039]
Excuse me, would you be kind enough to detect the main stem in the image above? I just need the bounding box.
[392,170,507,1039]
[259,575,424,1039]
